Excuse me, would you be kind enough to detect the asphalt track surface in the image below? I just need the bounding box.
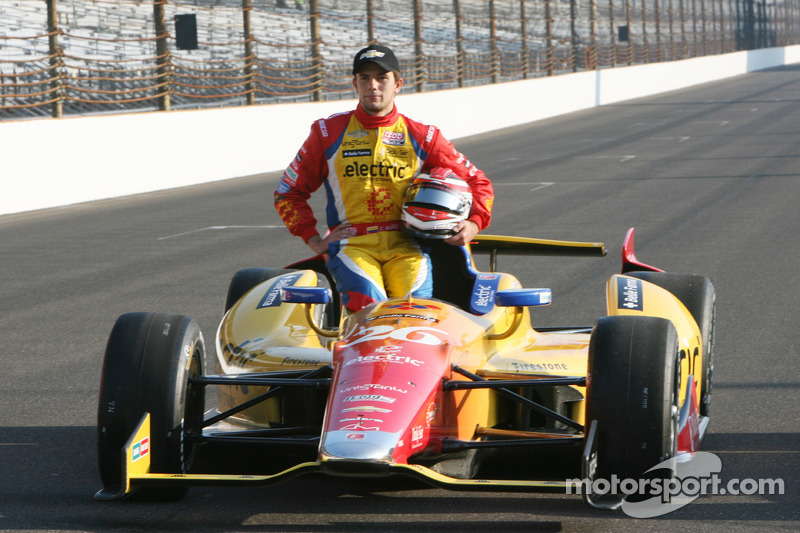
[2,65,800,532]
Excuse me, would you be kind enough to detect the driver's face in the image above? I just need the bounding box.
[353,63,403,117]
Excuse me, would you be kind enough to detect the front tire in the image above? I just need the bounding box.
[585,316,681,503]
[97,312,205,500]
[627,272,715,416]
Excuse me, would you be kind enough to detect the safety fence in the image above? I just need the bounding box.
[2,0,798,120]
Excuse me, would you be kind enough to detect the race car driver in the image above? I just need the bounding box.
[274,44,494,312]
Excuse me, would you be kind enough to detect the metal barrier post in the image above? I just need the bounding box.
[590,0,598,69]
[367,0,375,44]
[626,0,633,64]
[413,0,424,92]
[309,0,323,102]
[153,0,170,111]
[242,0,255,105]
[46,0,63,118]
[546,0,554,75]
[610,0,618,67]
[490,0,499,83]
[520,0,529,79]
[570,0,578,71]
[454,0,465,87]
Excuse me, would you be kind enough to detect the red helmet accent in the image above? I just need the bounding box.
[401,168,472,239]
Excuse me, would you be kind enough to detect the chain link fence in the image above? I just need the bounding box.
[2,0,798,120]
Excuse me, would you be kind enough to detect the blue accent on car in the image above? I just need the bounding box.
[281,286,331,304]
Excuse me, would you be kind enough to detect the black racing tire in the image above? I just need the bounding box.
[97,312,205,501]
[224,268,297,312]
[586,316,680,501]
[627,272,715,417]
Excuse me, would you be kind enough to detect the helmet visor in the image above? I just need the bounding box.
[406,182,466,213]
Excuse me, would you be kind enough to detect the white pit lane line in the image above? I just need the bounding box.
[495,182,554,193]
[575,155,637,163]
[159,225,283,240]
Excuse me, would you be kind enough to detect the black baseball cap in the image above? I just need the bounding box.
[352,44,401,75]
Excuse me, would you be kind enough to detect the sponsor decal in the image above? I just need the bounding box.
[347,433,365,440]
[341,406,392,413]
[425,125,435,143]
[280,357,323,366]
[382,131,406,146]
[366,313,439,323]
[384,146,409,157]
[344,394,396,403]
[131,436,150,462]
[344,161,408,179]
[319,119,328,138]
[340,422,379,431]
[339,417,384,423]
[344,354,425,368]
[257,273,303,308]
[347,129,369,138]
[339,384,408,394]
[510,362,568,372]
[343,149,372,158]
[283,165,298,183]
[376,345,401,356]
[360,50,385,60]
[342,138,370,149]
[617,277,643,311]
[366,187,394,218]
[411,426,425,448]
[425,403,438,424]
[470,273,501,314]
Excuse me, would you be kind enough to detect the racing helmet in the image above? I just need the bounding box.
[401,167,472,239]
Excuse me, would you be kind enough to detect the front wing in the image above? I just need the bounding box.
[95,413,575,501]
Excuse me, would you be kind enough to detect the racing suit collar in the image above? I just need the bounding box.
[355,103,400,128]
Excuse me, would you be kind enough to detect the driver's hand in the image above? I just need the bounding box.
[306,224,354,255]
[444,220,479,247]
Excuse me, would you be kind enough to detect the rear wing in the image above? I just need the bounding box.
[469,234,606,271]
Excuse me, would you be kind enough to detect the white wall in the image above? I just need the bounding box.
[3,45,799,216]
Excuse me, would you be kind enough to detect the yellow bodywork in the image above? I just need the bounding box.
[214,267,594,439]
[606,274,704,410]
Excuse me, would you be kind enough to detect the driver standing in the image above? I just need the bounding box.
[274,44,494,312]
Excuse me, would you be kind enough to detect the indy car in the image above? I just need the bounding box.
[95,228,715,509]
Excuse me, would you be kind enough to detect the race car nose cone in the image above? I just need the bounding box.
[319,430,398,466]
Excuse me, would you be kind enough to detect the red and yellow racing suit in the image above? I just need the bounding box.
[274,103,494,312]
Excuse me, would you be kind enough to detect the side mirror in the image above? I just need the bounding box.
[280,286,331,304]
[281,286,337,338]
[488,289,551,341]
[495,288,552,308]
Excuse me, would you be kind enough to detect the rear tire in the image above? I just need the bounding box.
[224,268,296,312]
[225,267,336,329]
[586,316,680,502]
[97,312,205,501]
[627,272,715,416]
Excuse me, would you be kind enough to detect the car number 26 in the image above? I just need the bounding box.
[339,325,447,347]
